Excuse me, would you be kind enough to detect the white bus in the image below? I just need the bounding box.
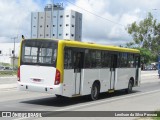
[17,39,141,100]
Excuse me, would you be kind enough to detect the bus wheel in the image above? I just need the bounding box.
[125,80,133,94]
[91,83,100,100]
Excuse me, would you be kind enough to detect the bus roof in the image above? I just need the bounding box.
[60,40,140,54]
[24,39,140,54]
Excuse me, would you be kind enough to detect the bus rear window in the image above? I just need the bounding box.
[21,40,57,66]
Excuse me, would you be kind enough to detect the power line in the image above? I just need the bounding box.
[65,0,125,27]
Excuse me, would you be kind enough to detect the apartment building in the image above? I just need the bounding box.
[31,4,82,41]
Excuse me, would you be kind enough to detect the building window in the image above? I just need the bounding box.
[59,24,62,27]
[40,34,43,36]
[66,15,69,17]
[71,24,74,27]
[66,24,69,26]
[71,34,74,37]
[12,50,14,54]
[72,15,75,18]
[47,25,49,27]
[40,25,42,28]
[0,50,2,54]
[53,25,55,27]
[66,33,69,36]
[41,17,43,19]
[46,34,49,36]
[34,17,36,19]
[59,34,62,36]
[33,26,36,28]
[60,15,63,18]
[53,16,56,18]
[53,34,55,36]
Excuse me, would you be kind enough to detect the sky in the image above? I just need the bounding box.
[0,0,160,45]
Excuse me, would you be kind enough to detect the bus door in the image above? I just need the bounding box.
[74,52,84,95]
[110,54,117,90]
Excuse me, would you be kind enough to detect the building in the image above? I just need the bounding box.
[31,4,82,41]
[0,43,20,65]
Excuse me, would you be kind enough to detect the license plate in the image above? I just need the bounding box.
[32,79,41,82]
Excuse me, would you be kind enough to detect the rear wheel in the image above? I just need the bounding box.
[125,80,133,94]
[91,83,100,100]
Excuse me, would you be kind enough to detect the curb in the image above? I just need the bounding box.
[0,83,17,89]
[0,76,16,79]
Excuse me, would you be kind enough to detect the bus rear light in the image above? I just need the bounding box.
[55,69,60,85]
[17,67,20,81]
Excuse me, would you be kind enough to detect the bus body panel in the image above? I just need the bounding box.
[63,69,75,97]
[80,69,111,95]
[99,69,111,92]
[138,68,141,86]
[115,68,136,90]
[81,69,100,95]
[18,65,62,95]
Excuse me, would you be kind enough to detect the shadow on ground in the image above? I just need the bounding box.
[21,90,140,107]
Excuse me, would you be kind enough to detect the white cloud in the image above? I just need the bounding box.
[1,0,160,45]
[66,0,160,45]
[0,0,47,43]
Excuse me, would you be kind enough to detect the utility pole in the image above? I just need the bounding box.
[11,36,18,70]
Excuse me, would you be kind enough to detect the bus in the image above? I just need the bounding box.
[17,39,141,100]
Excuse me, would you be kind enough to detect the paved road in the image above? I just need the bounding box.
[0,82,160,120]
[0,70,160,119]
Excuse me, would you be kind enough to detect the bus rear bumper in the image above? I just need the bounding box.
[17,83,62,95]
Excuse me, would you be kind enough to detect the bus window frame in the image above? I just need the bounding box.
[20,39,58,67]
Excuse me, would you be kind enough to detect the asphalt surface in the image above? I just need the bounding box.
[0,70,160,120]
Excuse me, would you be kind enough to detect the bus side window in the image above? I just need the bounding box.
[84,49,91,68]
[64,48,72,69]
[128,54,134,68]
[91,50,96,68]
[135,55,140,68]
[101,51,110,68]
[96,51,101,68]
[120,53,128,68]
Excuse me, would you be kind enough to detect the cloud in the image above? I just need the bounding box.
[0,0,49,43]
[1,0,160,45]
[66,0,160,45]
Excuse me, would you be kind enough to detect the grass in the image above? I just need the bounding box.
[153,111,160,120]
[0,70,17,77]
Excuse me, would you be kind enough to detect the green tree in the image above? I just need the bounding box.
[137,48,152,64]
[126,12,160,63]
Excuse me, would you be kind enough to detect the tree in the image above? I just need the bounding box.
[126,12,160,63]
[137,48,152,64]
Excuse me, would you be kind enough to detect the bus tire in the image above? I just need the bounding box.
[125,80,133,94]
[91,82,100,101]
